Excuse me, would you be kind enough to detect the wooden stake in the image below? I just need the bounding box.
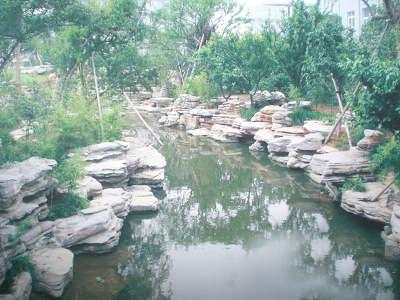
[123,92,164,146]
[15,42,21,91]
[371,178,396,202]
[91,54,104,140]
[331,75,352,149]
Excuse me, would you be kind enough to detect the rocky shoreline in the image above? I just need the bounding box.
[0,136,167,298]
[136,92,400,259]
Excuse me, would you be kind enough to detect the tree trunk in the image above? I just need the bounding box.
[15,42,21,91]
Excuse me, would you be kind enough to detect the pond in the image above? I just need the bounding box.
[57,120,400,300]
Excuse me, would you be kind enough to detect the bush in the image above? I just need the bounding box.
[291,108,335,125]
[181,73,217,100]
[240,108,259,121]
[341,176,366,192]
[47,193,90,220]
[53,155,85,191]
[1,253,34,293]
[371,138,400,186]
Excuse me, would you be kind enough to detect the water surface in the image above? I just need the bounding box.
[58,121,400,300]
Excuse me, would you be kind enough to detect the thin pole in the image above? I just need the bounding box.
[371,178,396,202]
[91,54,104,140]
[331,75,352,148]
[123,92,164,146]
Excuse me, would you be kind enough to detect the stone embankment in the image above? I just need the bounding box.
[149,91,400,260]
[0,136,166,298]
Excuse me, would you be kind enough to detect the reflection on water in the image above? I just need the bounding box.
[60,126,400,300]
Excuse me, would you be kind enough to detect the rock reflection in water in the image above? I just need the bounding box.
[60,127,399,300]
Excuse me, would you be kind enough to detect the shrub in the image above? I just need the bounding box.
[341,176,366,192]
[240,108,259,121]
[53,154,85,191]
[291,108,335,125]
[181,73,217,100]
[371,138,400,186]
[47,193,89,220]
[1,253,35,293]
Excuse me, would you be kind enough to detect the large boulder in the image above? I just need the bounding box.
[75,176,102,199]
[158,111,180,127]
[173,94,201,112]
[341,182,398,224]
[0,195,48,222]
[210,124,244,143]
[79,141,129,162]
[129,146,167,170]
[303,120,333,137]
[308,150,373,184]
[357,129,385,151]
[251,105,283,123]
[128,185,158,212]
[130,168,165,188]
[0,157,57,209]
[31,247,73,298]
[84,159,128,187]
[253,91,286,108]
[53,205,123,252]
[90,188,131,218]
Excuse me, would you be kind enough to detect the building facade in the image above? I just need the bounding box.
[320,0,380,34]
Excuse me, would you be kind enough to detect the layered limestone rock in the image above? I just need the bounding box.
[303,120,333,137]
[383,205,400,260]
[272,110,292,127]
[234,118,273,136]
[252,91,286,108]
[31,247,73,298]
[210,124,244,143]
[75,176,102,199]
[91,188,131,218]
[251,105,283,123]
[53,205,123,253]
[158,111,180,127]
[130,168,165,188]
[81,141,130,187]
[173,94,201,112]
[20,221,55,251]
[341,182,399,224]
[357,129,385,151]
[308,150,373,184]
[249,141,267,152]
[128,185,158,212]
[287,133,324,169]
[187,128,212,137]
[0,272,32,300]
[0,157,57,213]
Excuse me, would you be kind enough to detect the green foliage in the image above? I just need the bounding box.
[53,155,85,191]
[1,253,34,293]
[47,193,89,220]
[350,59,400,132]
[180,73,217,100]
[291,108,335,125]
[198,32,275,103]
[240,108,259,121]
[341,176,366,192]
[371,138,400,186]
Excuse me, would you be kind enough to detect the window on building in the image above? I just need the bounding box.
[347,10,355,28]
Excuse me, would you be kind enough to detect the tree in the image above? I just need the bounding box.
[151,0,245,85]
[198,32,274,105]
[0,0,86,72]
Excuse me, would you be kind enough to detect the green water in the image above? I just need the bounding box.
[58,127,400,300]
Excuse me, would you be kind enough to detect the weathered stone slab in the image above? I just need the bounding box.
[31,247,73,298]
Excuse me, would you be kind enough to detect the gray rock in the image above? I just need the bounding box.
[31,247,73,298]
[0,272,32,300]
[84,159,128,187]
[268,136,303,154]
[288,133,324,152]
[90,188,132,218]
[210,124,244,143]
[308,150,372,184]
[130,168,165,187]
[254,129,277,143]
[129,146,167,170]
[0,195,48,222]
[303,120,333,137]
[341,182,398,223]
[251,105,283,123]
[249,141,267,152]
[272,110,292,127]
[0,157,57,209]
[53,205,122,251]
[128,185,158,212]
[357,129,385,151]
[187,128,212,137]
[20,221,55,251]
[79,141,129,162]
[75,176,102,199]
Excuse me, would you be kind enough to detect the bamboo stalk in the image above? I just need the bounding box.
[331,75,352,149]
[91,54,104,140]
[123,92,164,146]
